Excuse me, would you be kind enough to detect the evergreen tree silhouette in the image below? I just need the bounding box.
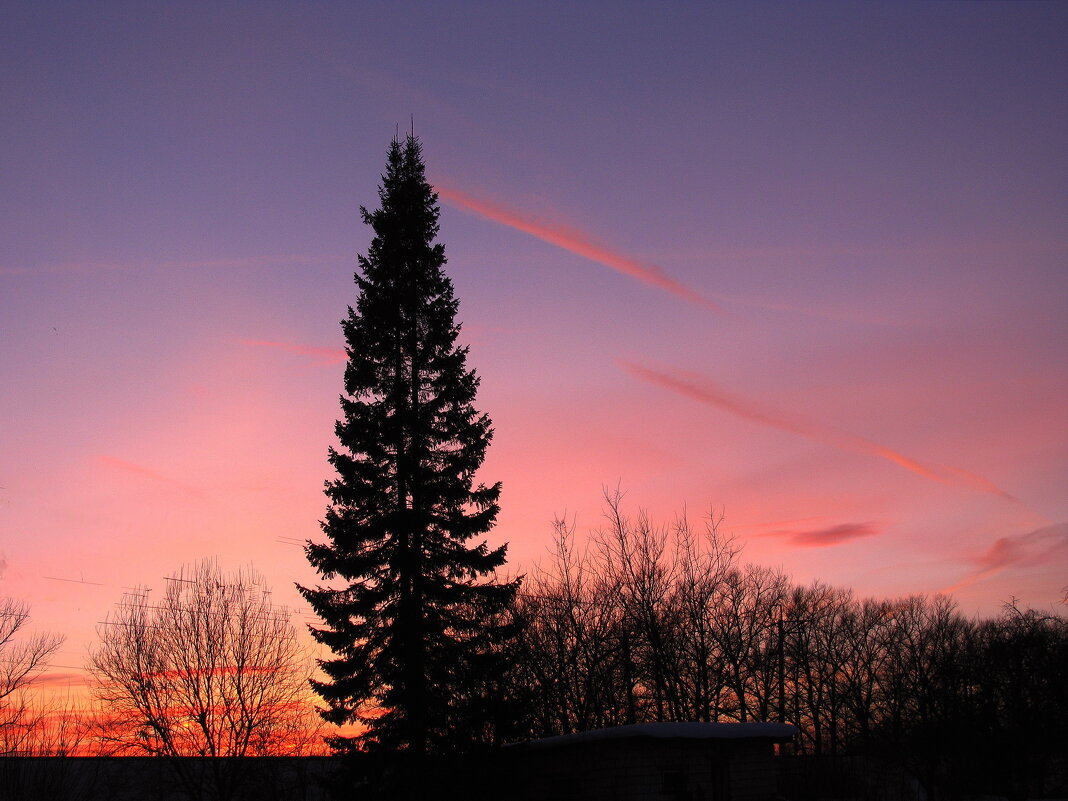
[300,135,520,776]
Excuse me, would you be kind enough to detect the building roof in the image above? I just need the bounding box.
[520,722,798,749]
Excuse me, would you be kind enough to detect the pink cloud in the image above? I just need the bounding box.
[432,183,914,326]
[241,339,346,365]
[136,665,283,681]
[97,455,201,496]
[740,516,829,533]
[942,522,1068,594]
[433,182,722,312]
[620,361,1019,501]
[767,522,882,548]
[788,522,880,547]
[28,671,89,689]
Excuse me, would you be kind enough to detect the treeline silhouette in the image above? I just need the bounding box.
[3,500,1065,799]
[509,494,1067,800]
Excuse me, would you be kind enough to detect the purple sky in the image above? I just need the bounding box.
[2,2,1066,697]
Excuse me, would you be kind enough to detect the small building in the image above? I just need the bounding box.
[507,721,797,801]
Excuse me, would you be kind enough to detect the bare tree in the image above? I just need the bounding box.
[516,516,630,736]
[516,495,744,735]
[88,560,324,801]
[669,508,737,723]
[0,598,64,756]
[596,494,681,721]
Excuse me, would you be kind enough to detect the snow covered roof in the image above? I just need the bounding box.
[521,722,798,749]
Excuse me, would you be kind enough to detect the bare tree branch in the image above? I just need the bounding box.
[88,560,326,800]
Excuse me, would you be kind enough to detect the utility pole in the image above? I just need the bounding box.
[778,613,786,724]
[776,605,807,725]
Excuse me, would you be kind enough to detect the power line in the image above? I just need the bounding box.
[42,575,105,587]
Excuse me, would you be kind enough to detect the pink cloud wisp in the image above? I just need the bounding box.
[433,183,722,313]
[621,361,1019,501]
[941,522,1068,594]
[771,522,882,548]
[97,455,201,496]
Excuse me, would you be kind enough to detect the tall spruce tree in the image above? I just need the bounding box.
[300,135,520,762]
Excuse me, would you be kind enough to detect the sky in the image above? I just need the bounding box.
[2,2,1066,700]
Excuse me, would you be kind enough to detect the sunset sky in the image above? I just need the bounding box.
[2,2,1066,697]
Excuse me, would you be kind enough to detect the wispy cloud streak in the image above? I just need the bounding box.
[941,522,1068,594]
[756,522,882,548]
[433,183,914,325]
[621,361,1018,500]
[241,339,346,366]
[434,183,722,312]
[29,671,90,688]
[97,456,201,496]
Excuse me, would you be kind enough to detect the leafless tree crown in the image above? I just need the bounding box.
[88,560,321,760]
[0,598,65,756]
